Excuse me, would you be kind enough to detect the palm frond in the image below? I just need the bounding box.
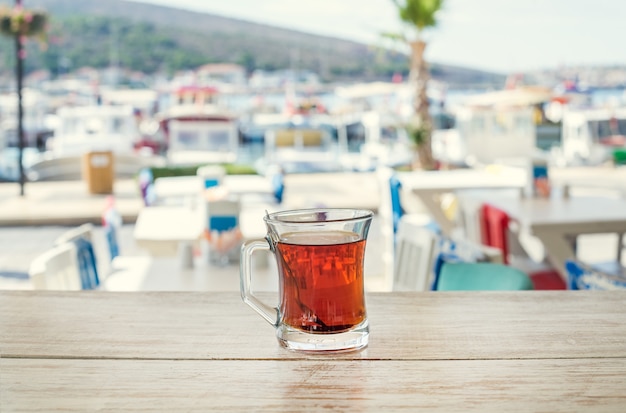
[380,31,406,43]
[390,0,445,31]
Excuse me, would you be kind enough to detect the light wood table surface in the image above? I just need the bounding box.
[2,291,626,411]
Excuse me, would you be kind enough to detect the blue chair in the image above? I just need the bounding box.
[436,262,534,291]
[431,237,503,291]
[389,173,404,236]
[565,260,626,290]
[271,171,285,204]
[74,238,100,290]
[54,224,100,290]
[138,168,155,206]
[265,164,285,204]
[389,172,439,237]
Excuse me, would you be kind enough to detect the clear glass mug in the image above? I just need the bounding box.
[240,208,373,352]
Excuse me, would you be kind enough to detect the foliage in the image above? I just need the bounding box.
[41,16,207,75]
[391,0,444,32]
[0,5,47,38]
[405,122,430,147]
[0,14,400,80]
[0,5,504,87]
[149,164,257,181]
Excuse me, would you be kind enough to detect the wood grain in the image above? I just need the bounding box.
[2,291,626,412]
[2,358,626,412]
[2,291,626,360]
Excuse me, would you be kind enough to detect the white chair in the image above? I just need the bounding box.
[55,223,151,291]
[55,223,94,245]
[377,166,432,289]
[29,242,81,290]
[393,218,439,292]
[393,216,504,292]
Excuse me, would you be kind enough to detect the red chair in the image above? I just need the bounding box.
[479,203,566,290]
[480,204,511,262]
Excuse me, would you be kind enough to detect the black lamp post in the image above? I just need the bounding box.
[0,1,47,195]
[16,0,25,196]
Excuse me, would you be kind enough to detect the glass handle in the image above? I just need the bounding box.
[240,239,278,326]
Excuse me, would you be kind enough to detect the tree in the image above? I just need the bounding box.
[0,1,48,196]
[388,0,444,170]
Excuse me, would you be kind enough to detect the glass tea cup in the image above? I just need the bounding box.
[240,208,373,352]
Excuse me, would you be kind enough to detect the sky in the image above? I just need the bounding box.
[129,0,626,74]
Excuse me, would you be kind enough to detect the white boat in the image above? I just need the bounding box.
[156,104,240,166]
[336,110,413,172]
[0,88,53,150]
[432,87,551,167]
[0,147,43,182]
[260,123,341,174]
[556,106,626,166]
[242,101,345,173]
[27,104,162,181]
[152,85,240,166]
[333,81,441,171]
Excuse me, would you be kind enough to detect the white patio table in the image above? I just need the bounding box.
[550,166,626,197]
[133,205,204,268]
[398,167,527,236]
[153,174,275,205]
[133,204,271,268]
[467,194,626,277]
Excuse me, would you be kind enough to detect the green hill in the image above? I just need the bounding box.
[0,0,505,87]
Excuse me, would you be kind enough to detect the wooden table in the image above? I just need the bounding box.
[2,291,626,411]
[399,167,527,236]
[481,195,626,277]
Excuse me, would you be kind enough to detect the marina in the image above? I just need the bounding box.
[3,78,626,183]
[2,1,626,411]
[2,72,626,294]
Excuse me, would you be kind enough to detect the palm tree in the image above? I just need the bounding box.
[389,0,445,170]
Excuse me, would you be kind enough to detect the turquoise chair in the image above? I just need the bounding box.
[436,262,534,291]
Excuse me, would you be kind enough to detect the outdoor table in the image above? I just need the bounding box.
[398,167,527,236]
[152,175,203,203]
[133,205,204,268]
[133,204,271,269]
[472,195,626,277]
[153,175,275,205]
[550,166,626,197]
[2,290,626,411]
